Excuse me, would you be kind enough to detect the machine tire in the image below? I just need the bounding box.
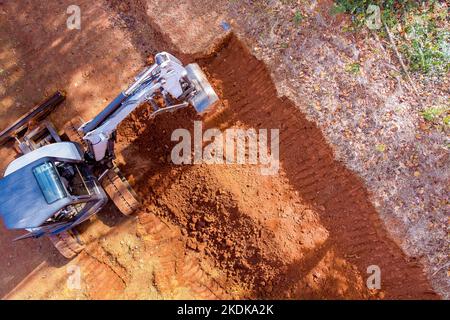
[101,167,140,216]
[62,117,86,147]
[48,230,85,259]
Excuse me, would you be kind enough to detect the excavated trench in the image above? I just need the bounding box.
[115,35,438,299]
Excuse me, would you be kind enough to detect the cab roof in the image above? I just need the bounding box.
[5,142,83,176]
[0,156,78,229]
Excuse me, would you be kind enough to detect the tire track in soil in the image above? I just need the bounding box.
[200,36,438,299]
[137,211,231,299]
[116,34,438,299]
[78,249,128,299]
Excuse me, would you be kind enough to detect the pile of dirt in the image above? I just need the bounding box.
[115,35,438,299]
[117,105,284,296]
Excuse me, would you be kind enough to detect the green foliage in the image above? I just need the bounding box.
[376,143,387,152]
[345,62,361,74]
[330,3,348,15]
[402,10,449,74]
[421,105,449,128]
[332,0,449,75]
[293,10,304,26]
[421,106,444,121]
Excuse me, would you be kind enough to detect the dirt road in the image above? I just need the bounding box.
[0,1,439,299]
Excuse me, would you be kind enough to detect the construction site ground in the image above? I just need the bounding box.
[0,1,447,299]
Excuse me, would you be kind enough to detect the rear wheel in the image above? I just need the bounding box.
[48,229,85,259]
[101,167,140,216]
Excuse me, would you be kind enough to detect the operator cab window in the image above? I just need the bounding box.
[55,162,92,197]
[33,162,67,204]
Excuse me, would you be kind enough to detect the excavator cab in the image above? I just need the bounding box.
[0,93,144,258]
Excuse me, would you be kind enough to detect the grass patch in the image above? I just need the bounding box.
[345,62,361,74]
[376,143,387,152]
[293,10,304,26]
[421,106,445,122]
[332,0,449,75]
[421,105,449,126]
[443,115,450,126]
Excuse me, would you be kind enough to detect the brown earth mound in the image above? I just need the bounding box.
[115,35,438,299]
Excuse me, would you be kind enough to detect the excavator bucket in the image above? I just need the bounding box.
[185,63,219,113]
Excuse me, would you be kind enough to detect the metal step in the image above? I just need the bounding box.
[0,91,65,145]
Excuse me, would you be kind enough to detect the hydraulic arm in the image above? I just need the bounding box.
[79,52,218,162]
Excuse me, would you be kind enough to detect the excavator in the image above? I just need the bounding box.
[0,52,218,258]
